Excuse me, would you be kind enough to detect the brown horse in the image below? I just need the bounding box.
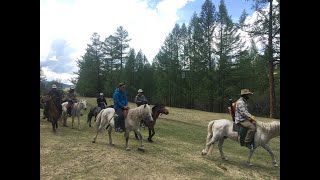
[134,103,169,142]
[43,95,61,132]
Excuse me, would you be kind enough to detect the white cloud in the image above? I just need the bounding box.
[42,66,77,85]
[40,0,193,84]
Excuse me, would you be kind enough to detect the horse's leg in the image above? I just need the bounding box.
[71,114,74,129]
[147,128,153,142]
[125,129,131,151]
[246,148,256,166]
[78,114,80,130]
[218,139,228,161]
[134,129,145,152]
[55,118,58,129]
[261,144,278,167]
[134,131,140,140]
[51,119,56,132]
[92,122,104,143]
[107,124,114,146]
[202,134,218,156]
[150,128,155,140]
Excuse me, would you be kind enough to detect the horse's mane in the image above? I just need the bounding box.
[152,103,163,111]
[255,120,280,136]
[129,104,151,119]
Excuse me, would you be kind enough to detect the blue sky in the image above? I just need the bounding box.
[177,0,254,24]
[40,0,256,84]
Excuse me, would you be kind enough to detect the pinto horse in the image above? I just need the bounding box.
[92,104,153,152]
[134,103,169,142]
[61,100,87,130]
[201,119,280,167]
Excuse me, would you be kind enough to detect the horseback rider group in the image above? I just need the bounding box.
[42,83,257,151]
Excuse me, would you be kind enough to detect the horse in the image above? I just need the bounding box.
[92,104,154,152]
[201,119,280,167]
[61,100,87,130]
[134,103,169,142]
[42,95,61,132]
[87,105,114,127]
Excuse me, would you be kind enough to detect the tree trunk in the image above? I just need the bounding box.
[268,0,276,118]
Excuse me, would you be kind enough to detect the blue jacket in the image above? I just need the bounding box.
[113,88,128,110]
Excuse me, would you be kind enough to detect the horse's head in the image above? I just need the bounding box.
[80,100,87,110]
[142,104,154,123]
[42,95,53,103]
[152,103,169,115]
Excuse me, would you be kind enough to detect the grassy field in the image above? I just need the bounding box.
[40,97,280,180]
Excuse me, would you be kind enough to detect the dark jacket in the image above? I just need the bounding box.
[113,88,128,110]
[97,95,107,108]
[66,90,77,102]
[134,93,148,107]
[48,89,62,105]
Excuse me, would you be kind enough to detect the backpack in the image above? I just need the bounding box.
[227,99,237,122]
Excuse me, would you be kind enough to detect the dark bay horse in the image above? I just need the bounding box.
[43,95,61,132]
[134,103,169,142]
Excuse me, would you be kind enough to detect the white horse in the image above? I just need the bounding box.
[61,100,87,130]
[201,119,280,167]
[92,104,154,152]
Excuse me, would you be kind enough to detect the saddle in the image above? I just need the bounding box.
[123,109,128,119]
[232,123,248,146]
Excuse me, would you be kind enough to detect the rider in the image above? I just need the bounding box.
[47,84,63,118]
[134,89,148,127]
[66,86,77,117]
[234,89,256,150]
[97,93,107,109]
[113,82,129,133]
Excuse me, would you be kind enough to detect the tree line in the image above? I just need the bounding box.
[40,0,279,118]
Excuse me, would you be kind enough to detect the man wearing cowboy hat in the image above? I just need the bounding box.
[134,89,148,107]
[46,84,63,119]
[235,89,256,150]
[134,89,148,127]
[66,86,77,117]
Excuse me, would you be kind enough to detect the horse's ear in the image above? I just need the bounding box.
[144,104,146,108]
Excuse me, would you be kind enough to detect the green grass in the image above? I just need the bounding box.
[40,97,280,180]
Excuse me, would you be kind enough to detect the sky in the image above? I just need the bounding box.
[40,0,256,85]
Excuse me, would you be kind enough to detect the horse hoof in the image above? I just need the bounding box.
[92,140,95,143]
[138,147,145,152]
[89,124,91,127]
[222,156,229,161]
[110,143,115,146]
[247,162,253,167]
[147,139,153,143]
[126,147,131,151]
[273,163,279,167]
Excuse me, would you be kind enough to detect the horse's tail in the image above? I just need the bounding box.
[87,108,94,124]
[206,120,215,142]
[95,109,104,132]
